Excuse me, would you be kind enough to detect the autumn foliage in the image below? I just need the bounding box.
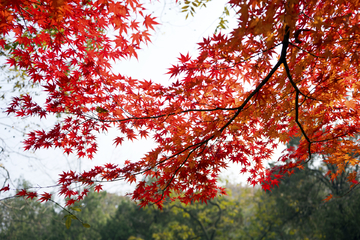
[1,0,360,207]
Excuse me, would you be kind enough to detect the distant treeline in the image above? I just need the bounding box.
[1,162,360,240]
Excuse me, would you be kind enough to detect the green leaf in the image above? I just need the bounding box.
[82,223,91,228]
[70,206,82,212]
[65,216,72,229]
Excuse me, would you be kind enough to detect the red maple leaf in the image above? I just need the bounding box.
[0,184,10,192]
[26,191,38,200]
[94,185,103,193]
[143,15,159,30]
[38,192,52,203]
[113,136,124,147]
[16,189,27,197]
[65,198,76,207]
[261,183,272,192]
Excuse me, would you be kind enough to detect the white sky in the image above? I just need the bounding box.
[0,0,279,198]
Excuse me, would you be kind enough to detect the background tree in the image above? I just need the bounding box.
[152,194,243,240]
[2,172,360,238]
[101,191,244,240]
[0,181,122,239]
[240,136,360,240]
[0,179,58,240]
[100,197,156,240]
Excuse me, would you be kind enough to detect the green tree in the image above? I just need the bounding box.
[101,187,248,240]
[155,193,245,240]
[100,197,156,240]
[50,191,120,240]
[0,180,121,240]
[242,161,360,240]
[0,180,58,240]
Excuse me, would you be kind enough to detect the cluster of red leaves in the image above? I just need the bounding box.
[2,0,158,159]
[1,0,360,206]
[1,184,52,203]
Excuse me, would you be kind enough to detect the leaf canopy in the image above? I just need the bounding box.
[1,0,360,207]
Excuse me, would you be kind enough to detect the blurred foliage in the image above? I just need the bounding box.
[0,180,57,240]
[179,0,231,33]
[101,189,244,240]
[0,180,121,240]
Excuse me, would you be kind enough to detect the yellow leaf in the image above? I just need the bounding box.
[229,124,240,131]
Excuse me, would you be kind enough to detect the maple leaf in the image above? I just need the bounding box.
[270,178,280,188]
[143,15,159,30]
[26,191,38,200]
[0,184,10,192]
[38,192,52,203]
[64,148,73,155]
[16,189,27,197]
[113,136,124,147]
[323,194,333,202]
[126,131,137,141]
[94,184,103,193]
[65,198,76,207]
[139,129,149,138]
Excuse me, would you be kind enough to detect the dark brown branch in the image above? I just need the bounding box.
[296,87,312,160]
[219,58,283,133]
[160,145,203,195]
[235,43,282,65]
[283,56,312,162]
[92,106,239,124]
[283,61,319,101]
[218,26,291,133]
